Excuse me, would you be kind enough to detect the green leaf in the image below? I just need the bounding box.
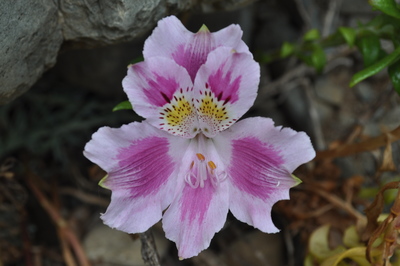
[129,56,144,65]
[303,29,320,41]
[309,225,346,261]
[356,33,381,67]
[388,58,400,95]
[369,0,400,19]
[343,226,362,248]
[320,247,370,266]
[280,42,295,58]
[311,45,326,73]
[350,45,400,87]
[339,27,357,47]
[112,101,133,111]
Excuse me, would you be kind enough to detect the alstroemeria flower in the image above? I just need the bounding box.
[84,16,315,259]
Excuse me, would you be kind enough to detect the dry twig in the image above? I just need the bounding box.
[24,169,91,266]
[315,126,400,160]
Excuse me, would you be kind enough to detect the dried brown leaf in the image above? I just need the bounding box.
[316,126,400,160]
[363,182,400,241]
[379,133,397,172]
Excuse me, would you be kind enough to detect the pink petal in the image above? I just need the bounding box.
[122,57,199,138]
[143,15,249,80]
[162,134,229,258]
[213,117,315,232]
[83,122,189,233]
[193,47,260,137]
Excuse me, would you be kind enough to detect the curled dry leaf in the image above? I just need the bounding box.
[364,182,400,264]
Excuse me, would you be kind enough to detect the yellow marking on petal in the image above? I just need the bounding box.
[98,174,110,189]
[196,153,205,161]
[198,95,229,122]
[190,161,194,169]
[207,161,216,170]
[165,98,194,127]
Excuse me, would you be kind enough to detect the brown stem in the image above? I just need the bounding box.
[25,170,91,266]
[315,126,400,160]
[303,185,367,226]
[139,230,161,266]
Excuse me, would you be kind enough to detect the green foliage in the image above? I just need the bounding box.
[280,42,295,58]
[258,1,400,95]
[369,0,400,19]
[129,56,144,65]
[350,46,400,87]
[388,59,400,94]
[112,100,133,111]
[310,44,326,73]
[339,27,356,47]
[356,31,384,68]
[303,29,320,41]
[0,86,134,163]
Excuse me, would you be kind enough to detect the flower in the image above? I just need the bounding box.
[83,16,315,259]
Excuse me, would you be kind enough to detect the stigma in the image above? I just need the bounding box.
[184,152,227,189]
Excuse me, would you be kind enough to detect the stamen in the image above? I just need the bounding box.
[196,153,205,161]
[210,170,228,188]
[184,173,199,188]
[207,161,216,170]
[217,171,228,182]
[184,152,228,189]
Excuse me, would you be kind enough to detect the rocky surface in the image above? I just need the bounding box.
[0,0,63,105]
[0,0,255,105]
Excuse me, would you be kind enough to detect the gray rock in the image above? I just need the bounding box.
[58,0,167,47]
[0,0,63,104]
[83,223,169,266]
[0,0,256,105]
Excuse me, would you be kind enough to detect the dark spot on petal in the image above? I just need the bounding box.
[161,92,170,103]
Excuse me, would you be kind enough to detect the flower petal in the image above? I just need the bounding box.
[193,47,260,137]
[213,117,315,232]
[122,57,199,138]
[162,135,229,258]
[143,15,250,80]
[83,121,190,233]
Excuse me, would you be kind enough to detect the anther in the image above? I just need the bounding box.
[196,153,205,161]
[208,161,216,170]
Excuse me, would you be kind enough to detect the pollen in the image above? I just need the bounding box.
[207,161,216,170]
[164,97,193,126]
[197,94,228,122]
[196,153,205,161]
[196,88,236,134]
[158,89,197,137]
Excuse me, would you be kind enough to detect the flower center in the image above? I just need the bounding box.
[196,84,237,136]
[158,88,198,137]
[184,152,227,189]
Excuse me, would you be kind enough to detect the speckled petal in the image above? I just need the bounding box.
[122,57,199,138]
[193,47,260,137]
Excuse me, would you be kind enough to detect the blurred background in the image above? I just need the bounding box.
[1,0,400,265]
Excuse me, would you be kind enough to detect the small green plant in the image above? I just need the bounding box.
[258,0,400,95]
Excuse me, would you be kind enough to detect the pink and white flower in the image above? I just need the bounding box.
[84,16,315,259]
